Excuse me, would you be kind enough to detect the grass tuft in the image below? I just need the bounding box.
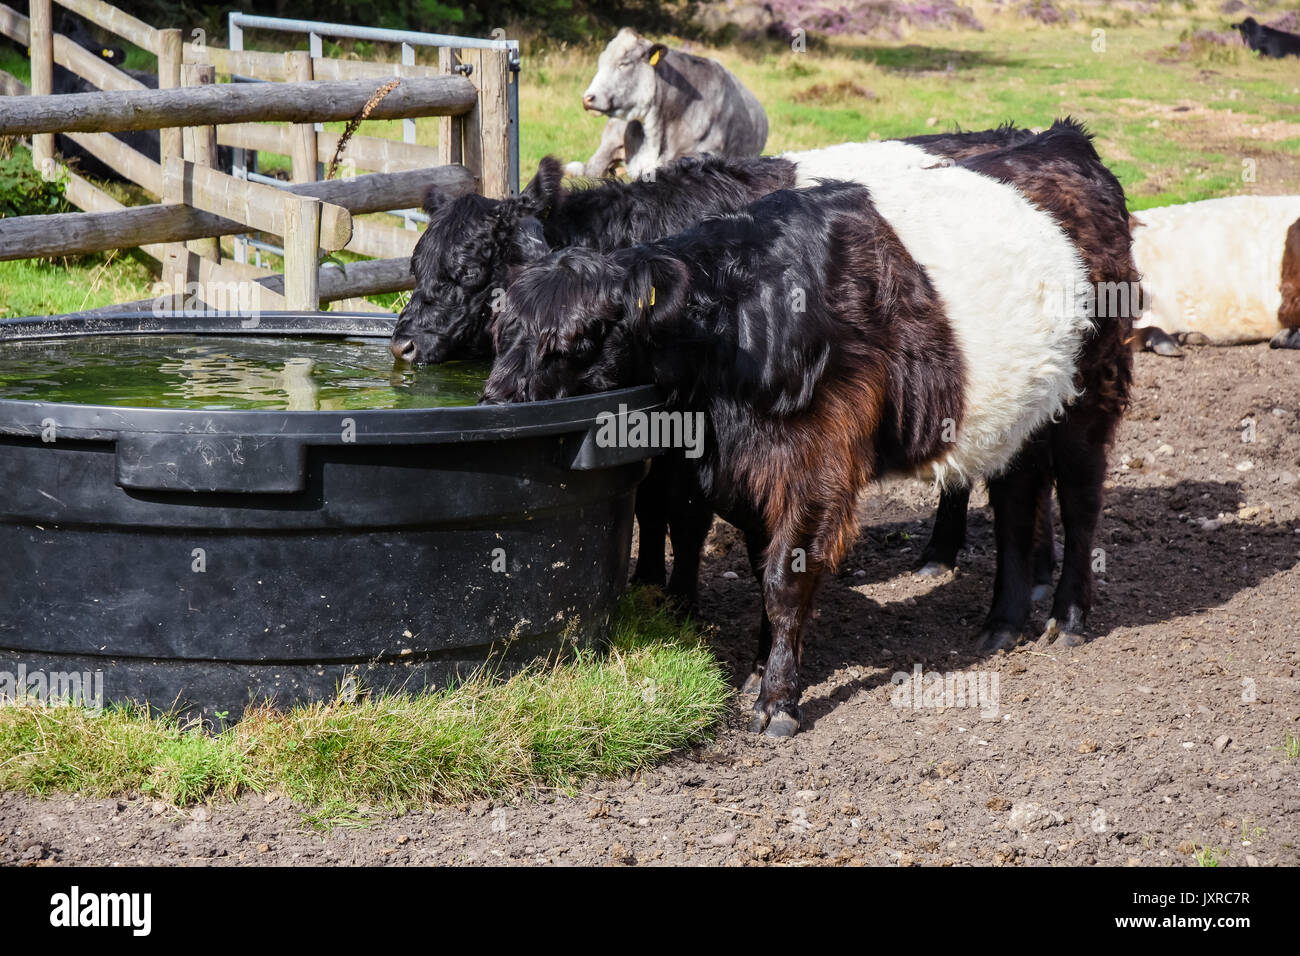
[0,590,730,812]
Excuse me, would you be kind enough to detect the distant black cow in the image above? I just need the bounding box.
[1234,17,1300,57]
[50,19,231,183]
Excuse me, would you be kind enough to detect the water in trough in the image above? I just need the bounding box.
[0,334,489,410]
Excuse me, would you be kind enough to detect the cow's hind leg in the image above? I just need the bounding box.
[916,484,970,577]
[737,520,773,697]
[1042,424,1110,648]
[1031,484,1056,602]
[1270,328,1300,349]
[976,442,1052,653]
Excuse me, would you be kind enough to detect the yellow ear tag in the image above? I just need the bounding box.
[650,286,656,306]
[102,49,112,57]
[649,49,662,66]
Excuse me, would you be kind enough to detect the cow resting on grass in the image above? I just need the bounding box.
[577,28,768,180]
[482,170,1094,735]
[1129,195,1300,353]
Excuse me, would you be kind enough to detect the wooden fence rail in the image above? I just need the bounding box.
[0,165,472,261]
[55,0,160,55]
[0,75,479,136]
[0,0,516,312]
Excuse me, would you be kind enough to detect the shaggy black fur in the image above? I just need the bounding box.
[483,181,979,734]
[391,153,797,365]
[1235,17,1300,58]
[901,122,1037,161]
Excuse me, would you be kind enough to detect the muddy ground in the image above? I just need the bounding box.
[3,345,1298,867]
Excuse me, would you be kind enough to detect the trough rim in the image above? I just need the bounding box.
[0,310,664,445]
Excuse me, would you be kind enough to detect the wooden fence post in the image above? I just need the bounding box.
[458,48,483,194]
[436,47,463,171]
[29,0,54,175]
[287,51,317,184]
[477,49,513,198]
[283,195,321,311]
[157,29,183,173]
[159,29,189,309]
[182,63,220,262]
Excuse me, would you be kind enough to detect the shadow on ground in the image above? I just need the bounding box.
[676,478,1297,731]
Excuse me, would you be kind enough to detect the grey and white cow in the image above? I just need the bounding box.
[577,29,768,180]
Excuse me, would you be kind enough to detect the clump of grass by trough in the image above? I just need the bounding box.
[0,589,730,810]
[1282,731,1300,761]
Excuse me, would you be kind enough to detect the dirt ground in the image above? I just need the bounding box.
[3,345,1298,867]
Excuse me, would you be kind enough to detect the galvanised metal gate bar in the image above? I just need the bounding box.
[226,11,521,265]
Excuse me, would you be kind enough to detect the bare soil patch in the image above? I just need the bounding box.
[3,346,1298,867]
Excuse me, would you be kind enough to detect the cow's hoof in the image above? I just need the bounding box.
[915,560,955,578]
[1176,331,1211,346]
[976,627,1022,652]
[749,700,801,736]
[1031,583,1052,602]
[1140,326,1184,357]
[740,671,763,696]
[1038,618,1060,644]
[1270,328,1300,349]
[1053,631,1087,649]
[764,711,800,738]
[1040,617,1087,648]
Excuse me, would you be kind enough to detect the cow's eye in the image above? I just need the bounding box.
[619,61,631,69]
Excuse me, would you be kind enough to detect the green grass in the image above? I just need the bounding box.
[1194,845,1224,867]
[5,4,1300,314]
[1282,731,1300,761]
[0,589,731,811]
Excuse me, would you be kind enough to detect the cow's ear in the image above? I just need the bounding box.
[513,215,549,262]
[646,43,668,67]
[623,253,689,334]
[520,156,564,217]
[422,186,452,217]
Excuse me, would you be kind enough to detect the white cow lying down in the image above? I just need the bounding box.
[1133,194,1300,352]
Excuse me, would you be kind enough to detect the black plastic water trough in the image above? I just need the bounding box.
[0,312,663,718]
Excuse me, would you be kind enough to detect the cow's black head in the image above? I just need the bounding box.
[390,158,566,365]
[480,246,688,404]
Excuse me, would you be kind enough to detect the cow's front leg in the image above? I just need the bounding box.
[664,495,714,616]
[631,463,669,589]
[916,484,970,576]
[749,537,821,738]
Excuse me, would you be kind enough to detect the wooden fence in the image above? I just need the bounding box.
[0,0,517,312]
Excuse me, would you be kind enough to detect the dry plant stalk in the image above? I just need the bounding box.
[326,78,401,180]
